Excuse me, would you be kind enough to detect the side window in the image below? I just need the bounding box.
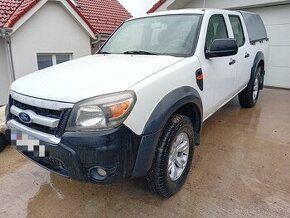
[205,14,228,50]
[229,15,245,47]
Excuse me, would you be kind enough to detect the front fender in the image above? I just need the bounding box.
[132,86,202,177]
[142,86,203,135]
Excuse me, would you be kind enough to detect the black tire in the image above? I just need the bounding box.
[146,114,194,198]
[238,67,261,108]
[0,133,6,152]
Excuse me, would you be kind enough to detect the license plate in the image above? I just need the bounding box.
[11,130,48,157]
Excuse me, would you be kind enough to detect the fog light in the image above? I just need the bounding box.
[90,167,108,181]
[97,167,107,177]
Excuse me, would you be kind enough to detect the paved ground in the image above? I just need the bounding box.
[1,88,290,218]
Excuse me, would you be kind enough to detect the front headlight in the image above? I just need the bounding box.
[66,91,136,131]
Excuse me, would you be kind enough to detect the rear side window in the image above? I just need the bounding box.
[240,11,267,43]
[206,14,228,50]
[229,15,245,47]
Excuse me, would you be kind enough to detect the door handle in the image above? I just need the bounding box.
[245,53,250,58]
[229,58,236,65]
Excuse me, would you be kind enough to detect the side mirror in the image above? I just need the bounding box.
[205,39,238,59]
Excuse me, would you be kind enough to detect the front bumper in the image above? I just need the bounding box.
[12,125,142,183]
[6,93,161,183]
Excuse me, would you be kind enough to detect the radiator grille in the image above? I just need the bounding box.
[10,97,71,137]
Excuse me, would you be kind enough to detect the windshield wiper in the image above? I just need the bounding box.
[123,50,157,55]
[99,51,111,54]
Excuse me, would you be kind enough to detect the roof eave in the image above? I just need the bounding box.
[3,0,38,28]
[3,0,97,39]
[65,0,98,37]
[147,0,166,13]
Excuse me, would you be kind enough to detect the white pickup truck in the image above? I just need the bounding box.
[6,9,268,197]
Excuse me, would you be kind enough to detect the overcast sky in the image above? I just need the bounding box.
[118,0,159,16]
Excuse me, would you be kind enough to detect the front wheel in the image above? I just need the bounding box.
[238,67,261,108]
[146,114,194,198]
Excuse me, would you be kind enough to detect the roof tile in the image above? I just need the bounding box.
[4,0,37,28]
[76,0,132,34]
[0,0,131,34]
[0,0,22,27]
[0,0,37,28]
[147,0,166,14]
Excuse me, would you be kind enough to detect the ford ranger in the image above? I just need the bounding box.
[6,9,268,197]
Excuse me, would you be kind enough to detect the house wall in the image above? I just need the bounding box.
[10,1,91,79]
[0,38,11,105]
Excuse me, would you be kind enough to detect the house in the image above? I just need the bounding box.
[148,0,290,89]
[76,0,132,53]
[0,0,131,105]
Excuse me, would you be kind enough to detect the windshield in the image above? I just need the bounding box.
[99,14,202,57]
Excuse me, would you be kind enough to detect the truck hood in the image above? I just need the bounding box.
[11,54,183,103]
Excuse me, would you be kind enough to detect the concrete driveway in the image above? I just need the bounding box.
[1,88,290,218]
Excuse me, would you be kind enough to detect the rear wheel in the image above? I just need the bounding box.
[146,114,194,198]
[239,67,261,108]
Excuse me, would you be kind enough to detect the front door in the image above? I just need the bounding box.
[200,14,238,119]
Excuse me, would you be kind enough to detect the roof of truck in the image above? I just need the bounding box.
[131,8,236,20]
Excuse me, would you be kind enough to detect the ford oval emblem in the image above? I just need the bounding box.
[19,112,32,123]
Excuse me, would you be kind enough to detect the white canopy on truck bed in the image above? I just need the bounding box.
[239,11,268,44]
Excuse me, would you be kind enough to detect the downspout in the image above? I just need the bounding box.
[91,33,102,53]
[0,28,15,82]
[91,32,101,45]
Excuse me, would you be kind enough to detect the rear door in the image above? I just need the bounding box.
[228,13,252,91]
[199,13,238,118]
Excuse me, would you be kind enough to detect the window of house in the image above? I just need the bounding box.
[37,53,72,70]
[205,14,228,50]
[229,15,245,47]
